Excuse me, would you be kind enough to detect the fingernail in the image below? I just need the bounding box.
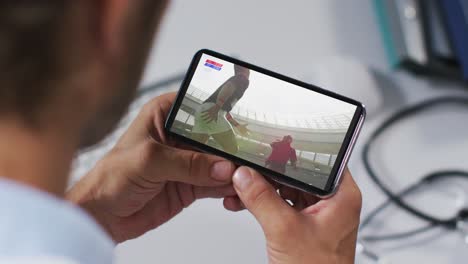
[233,167,252,192]
[211,161,233,181]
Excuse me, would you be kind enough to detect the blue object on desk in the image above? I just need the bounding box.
[440,0,468,81]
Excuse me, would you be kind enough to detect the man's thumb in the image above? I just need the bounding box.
[233,167,294,231]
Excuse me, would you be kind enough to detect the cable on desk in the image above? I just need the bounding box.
[363,97,468,227]
[360,97,468,261]
[361,224,435,242]
[360,177,424,229]
[358,170,468,246]
[359,173,437,243]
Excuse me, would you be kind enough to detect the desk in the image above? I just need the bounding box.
[96,1,468,263]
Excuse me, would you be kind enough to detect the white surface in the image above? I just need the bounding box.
[75,0,468,263]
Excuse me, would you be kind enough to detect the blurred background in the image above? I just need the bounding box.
[72,0,468,263]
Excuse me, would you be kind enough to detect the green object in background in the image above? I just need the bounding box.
[373,0,464,80]
[373,0,401,68]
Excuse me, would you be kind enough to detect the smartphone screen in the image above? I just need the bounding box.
[166,50,365,195]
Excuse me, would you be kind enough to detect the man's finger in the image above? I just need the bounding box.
[233,166,296,233]
[117,92,176,147]
[202,115,213,123]
[223,196,245,212]
[194,185,237,199]
[139,141,236,187]
[303,169,362,231]
[201,111,212,116]
[206,115,217,123]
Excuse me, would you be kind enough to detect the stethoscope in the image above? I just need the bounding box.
[359,97,468,261]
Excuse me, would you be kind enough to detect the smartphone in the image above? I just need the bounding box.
[165,49,365,197]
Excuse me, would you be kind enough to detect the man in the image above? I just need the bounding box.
[191,65,251,154]
[0,1,362,264]
[266,135,297,174]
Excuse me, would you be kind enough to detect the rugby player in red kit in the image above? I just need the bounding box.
[265,135,297,174]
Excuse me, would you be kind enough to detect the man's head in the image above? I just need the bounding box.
[0,0,168,148]
[234,65,250,79]
[283,135,293,143]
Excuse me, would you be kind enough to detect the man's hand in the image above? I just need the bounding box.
[234,123,250,136]
[202,104,221,123]
[67,93,236,243]
[226,167,362,264]
[290,161,298,171]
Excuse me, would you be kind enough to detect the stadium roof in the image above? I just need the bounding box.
[187,86,353,130]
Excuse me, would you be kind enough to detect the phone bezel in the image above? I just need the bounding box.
[164,49,366,196]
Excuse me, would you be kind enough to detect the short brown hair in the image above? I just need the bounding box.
[0,1,68,120]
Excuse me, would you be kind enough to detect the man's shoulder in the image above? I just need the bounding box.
[0,179,114,264]
[0,256,80,264]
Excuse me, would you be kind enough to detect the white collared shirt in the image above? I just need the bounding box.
[0,179,115,264]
